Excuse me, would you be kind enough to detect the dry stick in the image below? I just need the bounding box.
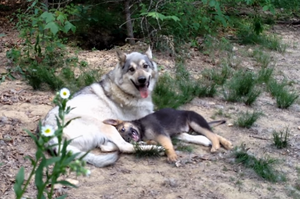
[249,135,270,140]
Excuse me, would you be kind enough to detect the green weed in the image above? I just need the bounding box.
[257,67,274,84]
[273,128,289,149]
[234,111,263,128]
[252,48,271,68]
[267,79,299,108]
[202,64,232,86]
[153,61,216,109]
[223,70,260,105]
[234,144,286,182]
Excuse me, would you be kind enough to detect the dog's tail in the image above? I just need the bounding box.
[83,151,120,167]
[208,120,226,128]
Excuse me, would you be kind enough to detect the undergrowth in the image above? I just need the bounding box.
[234,111,263,128]
[273,128,289,149]
[234,144,286,182]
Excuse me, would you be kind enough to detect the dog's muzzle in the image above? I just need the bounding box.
[131,76,150,98]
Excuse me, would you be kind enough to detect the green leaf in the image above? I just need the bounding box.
[57,13,66,23]
[63,21,76,33]
[0,33,5,37]
[14,167,25,198]
[44,22,59,35]
[35,158,45,192]
[45,156,61,167]
[40,12,55,23]
[56,180,78,188]
[263,5,269,11]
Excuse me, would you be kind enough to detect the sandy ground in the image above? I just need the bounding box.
[1,25,300,199]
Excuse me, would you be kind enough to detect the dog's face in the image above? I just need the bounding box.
[103,119,141,142]
[116,47,158,99]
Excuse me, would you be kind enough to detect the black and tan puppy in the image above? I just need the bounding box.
[103,108,233,162]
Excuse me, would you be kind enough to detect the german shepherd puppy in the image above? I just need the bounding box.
[103,108,233,162]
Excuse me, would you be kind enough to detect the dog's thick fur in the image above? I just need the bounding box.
[41,47,159,167]
[103,108,233,162]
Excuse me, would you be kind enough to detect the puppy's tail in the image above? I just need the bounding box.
[84,151,120,167]
[208,120,226,128]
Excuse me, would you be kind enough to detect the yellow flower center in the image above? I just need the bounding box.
[45,129,51,134]
[63,92,67,96]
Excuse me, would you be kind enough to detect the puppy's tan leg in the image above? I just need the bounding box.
[190,122,220,152]
[156,135,178,162]
[216,135,233,150]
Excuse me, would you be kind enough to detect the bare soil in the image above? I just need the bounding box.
[1,25,300,199]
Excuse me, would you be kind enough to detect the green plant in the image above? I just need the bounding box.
[234,111,263,128]
[273,128,289,149]
[252,48,271,68]
[234,144,286,182]
[267,79,299,108]
[202,64,232,86]
[153,61,216,109]
[222,70,260,105]
[6,0,102,91]
[14,88,89,199]
[257,67,274,84]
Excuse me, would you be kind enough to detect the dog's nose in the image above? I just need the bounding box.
[138,76,147,84]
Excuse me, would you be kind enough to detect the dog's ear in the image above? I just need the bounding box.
[145,46,152,59]
[103,119,122,127]
[116,50,126,66]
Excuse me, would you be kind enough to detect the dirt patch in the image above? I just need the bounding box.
[1,25,300,199]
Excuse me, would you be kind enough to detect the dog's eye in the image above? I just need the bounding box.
[120,127,125,132]
[143,64,148,69]
[129,67,135,72]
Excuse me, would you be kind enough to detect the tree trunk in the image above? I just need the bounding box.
[124,0,135,45]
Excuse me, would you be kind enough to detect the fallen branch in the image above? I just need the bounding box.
[249,135,270,140]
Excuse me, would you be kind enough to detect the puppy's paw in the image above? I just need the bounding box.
[167,153,178,163]
[218,136,233,150]
[210,144,220,153]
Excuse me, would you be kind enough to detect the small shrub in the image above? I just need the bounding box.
[234,111,263,128]
[202,64,232,86]
[273,128,289,149]
[234,144,286,182]
[244,89,261,106]
[267,79,299,108]
[153,61,216,109]
[275,90,299,109]
[223,70,260,105]
[252,48,271,68]
[257,67,274,84]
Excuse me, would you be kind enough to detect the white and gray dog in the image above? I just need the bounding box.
[41,47,166,167]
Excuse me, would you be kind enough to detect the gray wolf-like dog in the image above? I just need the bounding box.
[42,47,160,167]
[104,108,233,162]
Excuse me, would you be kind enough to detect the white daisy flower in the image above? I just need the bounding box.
[41,125,55,137]
[59,88,70,99]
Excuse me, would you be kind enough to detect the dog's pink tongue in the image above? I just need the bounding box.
[139,87,149,98]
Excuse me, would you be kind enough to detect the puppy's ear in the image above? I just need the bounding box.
[103,119,122,127]
[145,46,152,59]
[116,50,126,67]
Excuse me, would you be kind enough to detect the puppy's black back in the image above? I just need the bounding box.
[138,108,212,137]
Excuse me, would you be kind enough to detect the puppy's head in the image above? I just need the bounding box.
[103,119,141,142]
